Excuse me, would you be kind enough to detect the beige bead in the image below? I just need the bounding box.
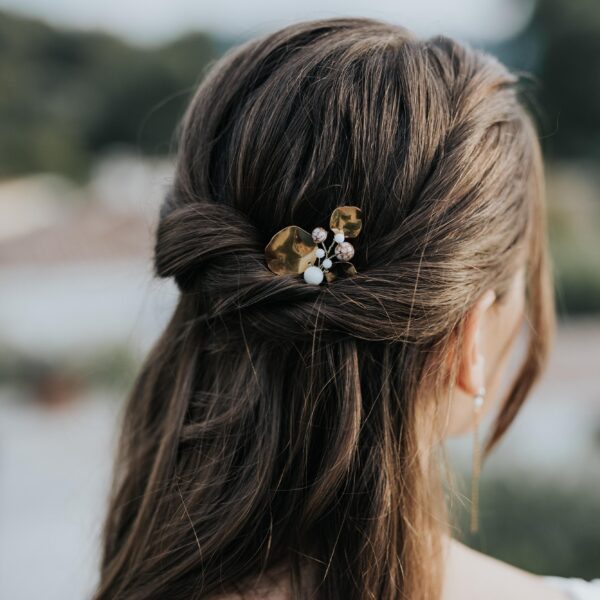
[335,241,354,261]
[311,227,328,243]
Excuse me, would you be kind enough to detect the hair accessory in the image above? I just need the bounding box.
[264,206,363,285]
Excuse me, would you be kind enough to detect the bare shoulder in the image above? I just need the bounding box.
[203,539,570,600]
[442,536,568,600]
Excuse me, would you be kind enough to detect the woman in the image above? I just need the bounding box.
[94,17,599,600]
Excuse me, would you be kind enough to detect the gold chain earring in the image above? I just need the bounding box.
[470,385,486,534]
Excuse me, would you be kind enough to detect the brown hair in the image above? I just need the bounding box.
[95,17,555,600]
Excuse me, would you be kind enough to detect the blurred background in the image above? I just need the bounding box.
[0,0,599,598]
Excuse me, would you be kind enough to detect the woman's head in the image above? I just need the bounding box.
[97,17,555,600]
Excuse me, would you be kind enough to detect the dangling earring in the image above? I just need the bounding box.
[470,385,486,534]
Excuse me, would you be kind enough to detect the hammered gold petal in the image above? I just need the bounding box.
[329,206,363,238]
[265,225,318,275]
[324,262,358,283]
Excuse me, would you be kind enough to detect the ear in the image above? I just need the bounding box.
[456,289,497,396]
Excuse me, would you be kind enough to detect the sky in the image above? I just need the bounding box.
[0,0,536,46]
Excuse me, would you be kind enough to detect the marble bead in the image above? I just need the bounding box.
[335,241,354,261]
[312,227,328,243]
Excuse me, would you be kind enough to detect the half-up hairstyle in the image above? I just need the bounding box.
[95,17,555,600]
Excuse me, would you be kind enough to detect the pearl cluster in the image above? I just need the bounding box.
[303,227,355,285]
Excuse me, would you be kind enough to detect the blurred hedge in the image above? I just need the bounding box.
[4,1,600,178]
[454,476,600,579]
[0,10,218,180]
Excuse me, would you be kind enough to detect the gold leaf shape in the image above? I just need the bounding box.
[325,262,358,283]
[330,206,363,238]
[265,225,317,275]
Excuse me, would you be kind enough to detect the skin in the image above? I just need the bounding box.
[210,266,567,600]
[442,265,566,600]
[443,265,526,437]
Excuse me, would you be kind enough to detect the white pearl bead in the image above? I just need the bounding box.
[474,394,484,409]
[303,265,324,285]
[322,258,332,269]
[334,232,345,243]
[315,248,325,258]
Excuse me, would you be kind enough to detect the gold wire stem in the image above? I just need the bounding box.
[470,405,482,534]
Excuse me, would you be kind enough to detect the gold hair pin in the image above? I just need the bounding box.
[264,206,363,285]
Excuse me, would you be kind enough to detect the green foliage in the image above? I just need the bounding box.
[3,2,600,169]
[535,0,600,160]
[0,344,138,392]
[553,262,600,315]
[491,0,600,160]
[454,476,600,579]
[0,10,218,180]
[546,166,600,315]
[74,345,139,390]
